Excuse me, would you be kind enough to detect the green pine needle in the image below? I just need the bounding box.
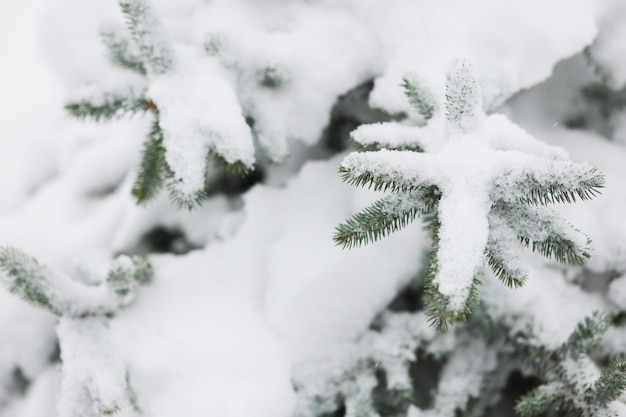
[212,153,254,176]
[132,118,169,204]
[559,311,609,360]
[120,0,173,75]
[588,359,626,407]
[351,139,423,153]
[333,196,420,249]
[401,77,435,120]
[106,255,153,299]
[486,248,527,288]
[65,93,146,122]
[100,26,147,75]
[514,383,563,417]
[519,235,591,266]
[338,166,423,194]
[515,168,605,206]
[165,180,208,211]
[422,214,482,332]
[0,246,62,316]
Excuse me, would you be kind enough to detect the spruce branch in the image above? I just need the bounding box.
[334,191,437,249]
[401,76,435,120]
[444,59,483,132]
[499,165,605,206]
[422,214,483,332]
[106,255,153,306]
[588,359,626,407]
[560,311,609,360]
[350,123,427,153]
[212,153,254,176]
[486,244,528,289]
[131,117,169,204]
[335,59,604,331]
[0,246,153,317]
[65,88,147,122]
[0,246,63,316]
[165,179,208,211]
[492,203,592,266]
[99,22,147,75]
[338,151,434,194]
[119,0,173,75]
[515,382,563,417]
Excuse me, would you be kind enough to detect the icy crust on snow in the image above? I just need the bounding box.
[147,47,255,199]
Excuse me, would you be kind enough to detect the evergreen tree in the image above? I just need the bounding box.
[335,60,604,331]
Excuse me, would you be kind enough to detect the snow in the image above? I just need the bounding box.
[148,47,255,200]
[2,0,626,416]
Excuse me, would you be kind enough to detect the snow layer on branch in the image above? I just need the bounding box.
[147,47,255,199]
[57,318,139,417]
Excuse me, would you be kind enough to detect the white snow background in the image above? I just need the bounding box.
[1,0,626,416]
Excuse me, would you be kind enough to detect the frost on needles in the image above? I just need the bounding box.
[0,246,152,417]
[65,0,255,209]
[335,59,604,331]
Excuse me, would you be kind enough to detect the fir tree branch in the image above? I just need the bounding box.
[132,117,169,204]
[587,359,626,407]
[0,246,63,316]
[339,150,434,194]
[106,255,153,306]
[444,59,483,132]
[333,192,435,249]
[496,163,605,206]
[212,153,254,176]
[422,213,482,332]
[515,382,563,417]
[559,311,609,360]
[99,22,147,75]
[350,123,426,153]
[119,0,174,75]
[492,203,592,266]
[486,244,528,288]
[402,76,435,120]
[165,179,208,211]
[65,88,147,122]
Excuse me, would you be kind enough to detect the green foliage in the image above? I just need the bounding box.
[512,168,605,206]
[508,312,626,416]
[66,1,255,210]
[65,90,147,122]
[444,59,482,131]
[99,24,147,75]
[131,117,169,204]
[588,359,626,407]
[334,190,437,249]
[165,179,208,211]
[0,246,62,316]
[401,76,435,120]
[0,246,153,318]
[335,61,604,331]
[486,244,527,289]
[119,0,173,75]
[106,255,154,300]
[515,382,562,417]
[258,65,286,88]
[560,311,609,360]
